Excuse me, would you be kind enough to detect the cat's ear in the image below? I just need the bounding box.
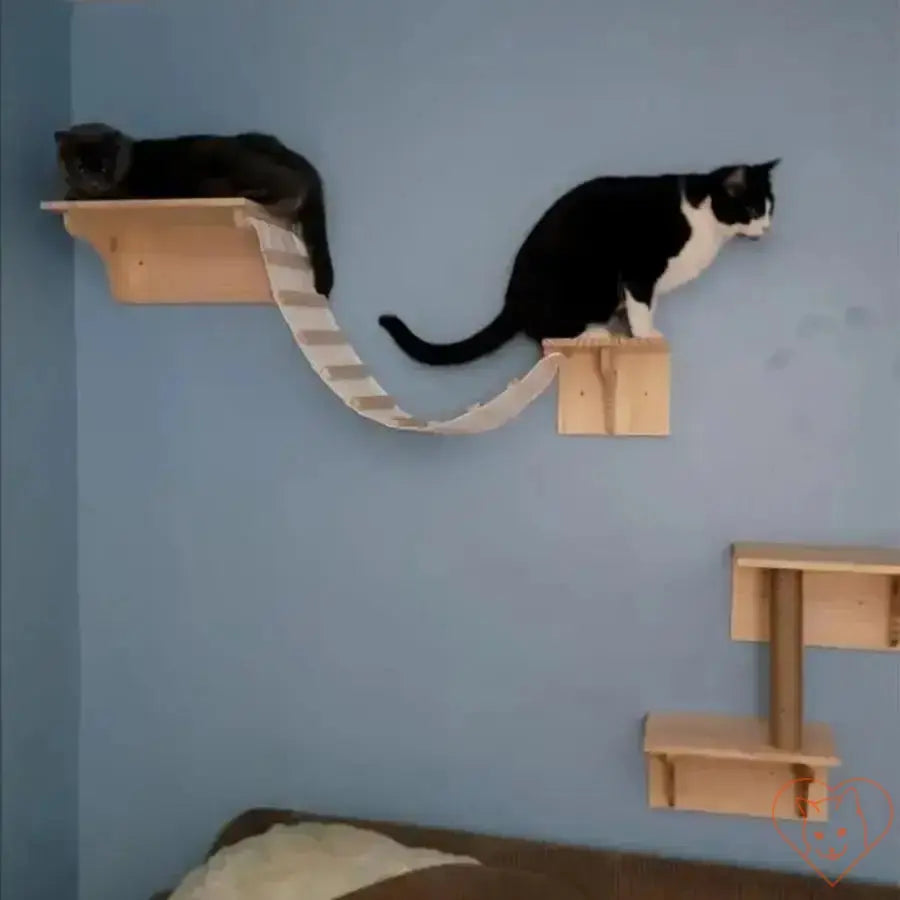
[760,158,781,174]
[832,786,865,821]
[721,165,747,197]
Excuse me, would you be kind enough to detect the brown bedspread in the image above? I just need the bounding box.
[343,865,585,900]
[151,806,896,900]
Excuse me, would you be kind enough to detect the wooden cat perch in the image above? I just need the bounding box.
[42,198,276,303]
[644,541,900,821]
[42,198,670,436]
[541,335,669,436]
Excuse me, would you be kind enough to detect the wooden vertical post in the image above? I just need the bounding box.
[769,569,804,750]
[889,576,900,649]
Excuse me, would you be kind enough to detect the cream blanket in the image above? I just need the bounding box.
[169,821,479,900]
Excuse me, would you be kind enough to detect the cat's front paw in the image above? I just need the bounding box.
[629,326,664,339]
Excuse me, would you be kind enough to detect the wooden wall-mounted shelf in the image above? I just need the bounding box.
[731,542,900,652]
[42,198,280,304]
[542,334,669,436]
[644,713,840,820]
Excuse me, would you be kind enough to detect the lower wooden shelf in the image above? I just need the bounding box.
[643,713,841,820]
[542,334,669,436]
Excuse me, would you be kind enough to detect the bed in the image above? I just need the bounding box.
[150,806,895,899]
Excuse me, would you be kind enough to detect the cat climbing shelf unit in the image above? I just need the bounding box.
[644,540,900,821]
[43,197,672,437]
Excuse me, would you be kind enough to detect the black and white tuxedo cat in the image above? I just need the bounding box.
[380,159,778,363]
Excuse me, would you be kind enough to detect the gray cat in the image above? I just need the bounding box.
[55,122,334,296]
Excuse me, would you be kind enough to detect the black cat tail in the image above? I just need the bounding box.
[378,306,519,365]
[298,183,334,297]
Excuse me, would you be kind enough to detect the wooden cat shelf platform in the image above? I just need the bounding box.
[542,335,670,436]
[731,542,900,652]
[41,198,278,304]
[643,713,839,820]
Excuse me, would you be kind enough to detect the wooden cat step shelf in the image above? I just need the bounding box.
[643,713,840,820]
[542,334,670,436]
[41,198,279,303]
[731,542,900,652]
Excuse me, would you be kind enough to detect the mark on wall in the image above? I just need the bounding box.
[796,313,836,340]
[766,348,794,372]
[844,306,872,328]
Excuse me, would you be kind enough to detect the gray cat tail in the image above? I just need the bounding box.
[298,183,334,297]
[378,306,519,366]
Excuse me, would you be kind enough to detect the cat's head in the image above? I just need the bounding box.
[55,122,133,198]
[798,786,869,863]
[707,159,779,239]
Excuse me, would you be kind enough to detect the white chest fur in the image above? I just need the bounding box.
[654,197,727,297]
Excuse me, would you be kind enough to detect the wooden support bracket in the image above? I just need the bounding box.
[42,198,280,304]
[644,713,840,820]
[791,763,815,817]
[731,542,900,652]
[542,334,670,436]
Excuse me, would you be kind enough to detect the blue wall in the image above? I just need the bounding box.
[71,1,899,897]
[0,0,78,898]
